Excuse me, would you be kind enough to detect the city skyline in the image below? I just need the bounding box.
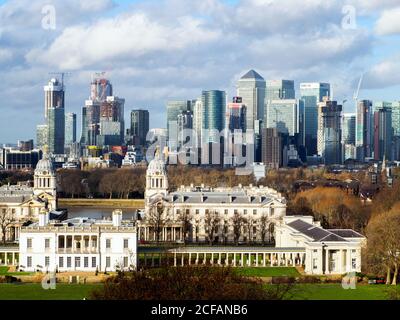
[1,0,400,142]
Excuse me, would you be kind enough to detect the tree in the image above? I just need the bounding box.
[232,212,245,246]
[178,207,192,245]
[204,210,220,245]
[146,201,171,244]
[366,206,400,285]
[259,214,268,245]
[0,208,17,244]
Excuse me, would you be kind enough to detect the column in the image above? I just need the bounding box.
[225,253,229,266]
[263,253,266,267]
[346,249,351,273]
[12,253,15,266]
[325,249,329,275]
[247,253,251,266]
[174,251,177,267]
[181,254,184,266]
[195,253,199,265]
[189,253,192,265]
[218,253,221,265]
[277,253,281,266]
[241,253,244,267]
[256,253,259,267]
[270,253,273,266]
[285,254,288,266]
[233,253,237,267]
[211,253,214,265]
[173,228,176,242]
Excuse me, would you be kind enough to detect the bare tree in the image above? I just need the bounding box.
[0,207,17,244]
[178,207,192,245]
[232,212,245,246]
[146,201,171,244]
[259,214,268,245]
[204,210,220,245]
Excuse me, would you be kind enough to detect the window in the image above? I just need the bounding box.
[270,208,275,216]
[59,257,64,268]
[45,256,50,267]
[224,209,228,215]
[234,209,238,215]
[352,258,357,269]
[45,238,50,249]
[67,257,71,268]
[106,239,111,249]
[27,256,32,268]
[92,257,96,268]
[253,209,257,215]
[176,209,181,215]
[313,258,318,269]
[27,238,32,249]
[106,257,111,268]
[196,209,200,215]
[124,239,129,249]
[84,257,89,268]
[75,257,81,268]
[124,256,129,268]
[244,209,247,215]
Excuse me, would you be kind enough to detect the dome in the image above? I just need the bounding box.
[35,156,54,175]
[147,155,166,176]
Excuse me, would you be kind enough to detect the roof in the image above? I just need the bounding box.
[287,219,349,242]
[240,69,264,80]
[328,229,364,238]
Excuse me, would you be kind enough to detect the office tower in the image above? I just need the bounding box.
[130,109,150,147]
[374,107,393,161]
[80,105,88,145]
[373,101,392,112]
[226,97,246,132]
[391,101,400,136]
[65,113,77,147]
[18,140,34,151]
[317,97,342,165]
[262,127,282,169]
[265,80,295,102]
[83,99,100,146]
[237,70,266,131]
[201,90,226,143]
[98,96,125,146]
[356,100,373,161]
[342,113,356,161]
[44,78,65,155]
[90,76,113,101]
[193,99,203,146]
[265,99,298,136]
[44,78,64,119]
[300,82,331,156]
[0,147,42,170]
[177,110,193,149]
[166,100,191,149]
[36,124,48,149]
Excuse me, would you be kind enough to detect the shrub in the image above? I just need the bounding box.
[271,276,296,284]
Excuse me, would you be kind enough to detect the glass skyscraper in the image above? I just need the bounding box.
[265,80,295,101]
[356,100,373,161]
[201,90,226,143]
[166,100,191,148]
[130,109,150,147]
[374,107,392,161]
[65,112,77,147]
[265,99,298,136]
[236,70,265,132]
[300,82,331,156]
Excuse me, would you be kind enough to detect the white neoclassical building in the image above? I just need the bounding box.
[0,155,57,242]
[19,209,137,273]
[140,152,286,243]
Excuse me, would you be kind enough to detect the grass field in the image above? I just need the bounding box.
[0,267,33,276]
[0,283,102,300]
[235,267,301,277]
[285,284,390,300]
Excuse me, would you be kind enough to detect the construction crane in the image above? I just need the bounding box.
[49,72,72,88]
[353,74,364,109]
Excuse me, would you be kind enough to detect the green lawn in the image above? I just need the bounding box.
[0,283,102,300]
[284,284,389,300]
[236,267,301,277]
[0,266,33,276]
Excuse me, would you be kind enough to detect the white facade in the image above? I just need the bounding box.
[19,210,137,273]
[275,216,365,275]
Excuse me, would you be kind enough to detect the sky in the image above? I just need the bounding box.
[1,0,400,143]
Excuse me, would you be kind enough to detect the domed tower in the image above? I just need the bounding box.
[145,150,168,201]
[33,154,57,209]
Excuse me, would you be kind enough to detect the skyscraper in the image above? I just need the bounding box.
[300,82,331,156]
[374,107,392,161]
[356,100,373,161]
[261,127,282,169]
[265,80,295,101]
[130,109,150,147]
[44,78,64,119]
[36,124,48,149]
[226,97,246,133]
[44,78,65,154]
[65,113,77,147]
[201,90,226,143]
[98,96,125,146]
[237,70,266,132]
[166,100,192,149]
[317,97,342,165]
[342,113,356,161]
[265,99,298,136]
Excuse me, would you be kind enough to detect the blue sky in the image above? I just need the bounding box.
[1,0,400,143]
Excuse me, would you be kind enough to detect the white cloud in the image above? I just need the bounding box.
[364,55,400,89]
[375,7,400,35]
[0,49,12,63]
[26,13,222,70]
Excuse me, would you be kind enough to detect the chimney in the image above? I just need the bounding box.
[39,208,49,227]
[112,209,123,227]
